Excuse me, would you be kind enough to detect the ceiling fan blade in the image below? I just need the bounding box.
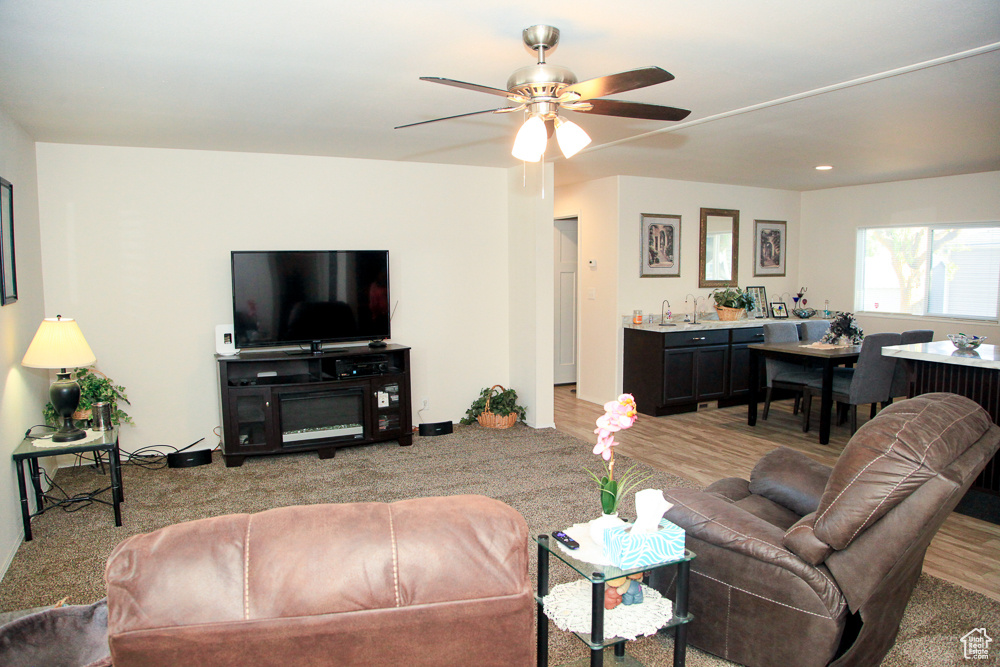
[561,67,675,101]
[420,77,529,103]
[574,99,691,122]
[394,108,515,130]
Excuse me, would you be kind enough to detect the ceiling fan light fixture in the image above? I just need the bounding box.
[554,117,591,158]
[512,114,547,162]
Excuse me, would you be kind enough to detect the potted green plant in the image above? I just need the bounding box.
[43,367,132,427]
[460,385,526,428]
[711,287,754,321]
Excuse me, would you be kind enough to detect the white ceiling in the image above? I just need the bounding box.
[1,0,998,191]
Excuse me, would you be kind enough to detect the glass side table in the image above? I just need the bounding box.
[12,427,123,541]
[535,533,694,667]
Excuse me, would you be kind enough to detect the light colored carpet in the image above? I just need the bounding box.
[1,424,996,666]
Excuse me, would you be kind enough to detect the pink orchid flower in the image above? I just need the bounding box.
[592,394,638,463]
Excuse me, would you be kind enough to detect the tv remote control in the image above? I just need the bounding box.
[551,530,579,549]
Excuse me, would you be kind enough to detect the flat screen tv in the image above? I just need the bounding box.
[231,250,390,351]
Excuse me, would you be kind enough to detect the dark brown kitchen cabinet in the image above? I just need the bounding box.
[624,326,763,416]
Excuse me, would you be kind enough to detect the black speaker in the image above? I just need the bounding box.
[418,421,453,437]
[167,449,213,468]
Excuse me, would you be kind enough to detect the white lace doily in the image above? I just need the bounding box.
[542,579,674,641]
[555,522,613,566]
[30,429,107,448]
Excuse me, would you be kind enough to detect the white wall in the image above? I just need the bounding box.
[616,177,802,394]
[507,163,555,428]
[35,144,513,453]
[554,177,620,405]
[0,108,48,571]
[617,178,802,322]
[800,171,1000,338]
[555,176,801,405]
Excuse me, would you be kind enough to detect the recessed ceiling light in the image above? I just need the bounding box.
[815,165,833,171]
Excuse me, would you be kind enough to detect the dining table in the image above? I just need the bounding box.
[747,340,863,445]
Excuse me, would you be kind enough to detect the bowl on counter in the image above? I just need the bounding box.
[792,307,817,319]
[948,333,987,350]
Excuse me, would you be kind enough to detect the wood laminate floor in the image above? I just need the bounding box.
[553,384,1000,602]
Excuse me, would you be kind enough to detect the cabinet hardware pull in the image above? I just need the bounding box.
[692,336,706,341]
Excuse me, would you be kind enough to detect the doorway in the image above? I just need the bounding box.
[554,217,578,385]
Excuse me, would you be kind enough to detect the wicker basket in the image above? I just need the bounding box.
[476,385,519,429]
[715,305,745,321]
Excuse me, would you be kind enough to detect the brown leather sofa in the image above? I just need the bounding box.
[104,494,534,666]
[654,392,1000,667]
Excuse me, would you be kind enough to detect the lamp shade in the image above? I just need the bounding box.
[555,117,592,158]
[511,115,547,162]
[22,317,96,370]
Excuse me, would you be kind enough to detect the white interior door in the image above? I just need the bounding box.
[554,218,578,385]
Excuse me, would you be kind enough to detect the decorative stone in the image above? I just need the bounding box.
[604,586,622,610]
[622,580,644,605]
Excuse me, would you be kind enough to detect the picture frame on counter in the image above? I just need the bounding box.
[770,301,789,319]
[754,219,786,277]
[640,213,681,277]
[746,286,768,318]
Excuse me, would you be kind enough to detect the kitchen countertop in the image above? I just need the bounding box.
[882,341,1000,370]
[624,317,828,333]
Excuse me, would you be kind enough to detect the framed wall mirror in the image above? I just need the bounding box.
[0,177,15,306]
[699,207,739,288]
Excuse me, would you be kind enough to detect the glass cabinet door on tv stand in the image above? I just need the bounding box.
[217,345,412,467]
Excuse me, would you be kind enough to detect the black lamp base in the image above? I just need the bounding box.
[52,421,87,442]
[50,371,86,443]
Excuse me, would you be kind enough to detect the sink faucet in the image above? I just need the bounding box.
[660,299,671,324]
[685,294,701,324]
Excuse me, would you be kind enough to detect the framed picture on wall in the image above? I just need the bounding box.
[0,177,16,306]
[754,219,786,277]
[746,286,768,318]
[770,301,789,319]
[640,213,681,277]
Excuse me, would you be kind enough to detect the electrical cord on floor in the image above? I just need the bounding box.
[123,437,206,469]
[36,466,105,513]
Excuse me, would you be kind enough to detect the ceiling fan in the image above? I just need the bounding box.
[396,25,691,162]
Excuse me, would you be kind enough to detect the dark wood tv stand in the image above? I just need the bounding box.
[216,344,412,467]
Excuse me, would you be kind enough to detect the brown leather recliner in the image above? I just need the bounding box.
[104,495,534,667]
[654,392,1000,667]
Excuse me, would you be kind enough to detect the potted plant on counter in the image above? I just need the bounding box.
[711,287,754,321]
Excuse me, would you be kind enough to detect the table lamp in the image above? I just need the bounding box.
[22,315,97,442]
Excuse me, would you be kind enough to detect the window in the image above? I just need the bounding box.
[855,224,1000,320]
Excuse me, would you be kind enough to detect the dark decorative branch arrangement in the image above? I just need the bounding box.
[821,312,864,345]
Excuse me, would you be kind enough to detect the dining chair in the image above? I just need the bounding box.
[886,329,934,404]
[762,322,823,419]
[798,319,830,342]
[801,332,902,434]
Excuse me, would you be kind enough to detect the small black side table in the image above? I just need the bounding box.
[12,427,123,541]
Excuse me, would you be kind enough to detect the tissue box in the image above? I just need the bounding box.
[602,519,686,569]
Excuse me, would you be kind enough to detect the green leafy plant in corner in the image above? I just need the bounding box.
[711,286,754,310]
[43,367,133,427]
[460,386,527,425]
